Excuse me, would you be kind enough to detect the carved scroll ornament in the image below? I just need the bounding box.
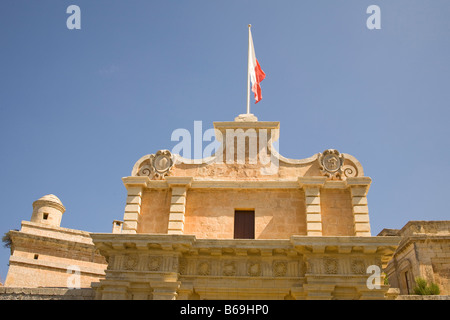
[136,149,174,179]
[319,149,358,179]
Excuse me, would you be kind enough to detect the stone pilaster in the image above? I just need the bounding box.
[347,177,372,236]
[130,283,151,300]
[298,177,327,236]
[357,286,390,300]
[151,281,180,300]
[166,177,193,235]
[121,177,149,234]
[303,284,335,300]
[99,281,130,300]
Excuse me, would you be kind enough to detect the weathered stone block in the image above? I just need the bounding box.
[353,213,370,222]
[168,221,184,230]
[126,195,142,205]
[171,187,187,196]
[349,186,368,197]
[306,213,322,222]
[171,195,186,205]
[307,222,322,231]
[304,188,320,197]
[306,196,320,205]
[169,204,186,213]
[123,220,138,231]
[306,204,321,214]
[125,187,143,197]
[353,205,369,214]
[168,212,185,223]
[123,212,139,221]
[351,196,367,206]
[354,222,371,232]
[124,204,140,213]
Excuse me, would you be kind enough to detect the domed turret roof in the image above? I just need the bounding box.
[36,194,63,205]
[33,194,65,212]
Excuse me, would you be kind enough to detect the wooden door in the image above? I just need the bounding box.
[234,210,255,239]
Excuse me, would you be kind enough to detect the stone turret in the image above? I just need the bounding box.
[30,194,66,227]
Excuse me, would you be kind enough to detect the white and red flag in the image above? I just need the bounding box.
[248,27,266,104]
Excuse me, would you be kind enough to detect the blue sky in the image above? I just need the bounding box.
[1,1,449,282]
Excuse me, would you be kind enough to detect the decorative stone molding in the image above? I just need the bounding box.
[273,261,287,277]
[318,149,361,180]
[222,261,237,276]
[319,149,345,179]
[342,165,358,178]
[148,256,162,271]
[323,258,338,274]
[247,261,261,277]
[197,261,210,276]
[132,150,175,179]
[123,254,139,271]
[351,259,366,275]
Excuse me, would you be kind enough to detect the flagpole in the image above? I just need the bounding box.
[246,24,251,115]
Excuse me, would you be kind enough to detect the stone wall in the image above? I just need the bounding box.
[183,189,307,239]
[320,189,354,236]
[0,287,95,300]
[380,221,450,295]
[139,190,171,233]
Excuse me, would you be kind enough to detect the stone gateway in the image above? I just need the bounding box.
[1,114,448,300]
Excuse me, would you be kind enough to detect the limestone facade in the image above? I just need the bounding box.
[91,116,401,299]
[5,116,447,299]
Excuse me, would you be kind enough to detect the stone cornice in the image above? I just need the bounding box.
[165,177,193,188]
[125,177,375,191]
[290,236,400,255]
[122,176,150,188]
[91,233,401,258]
[213,121,280,131]
[392,234,450,256]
